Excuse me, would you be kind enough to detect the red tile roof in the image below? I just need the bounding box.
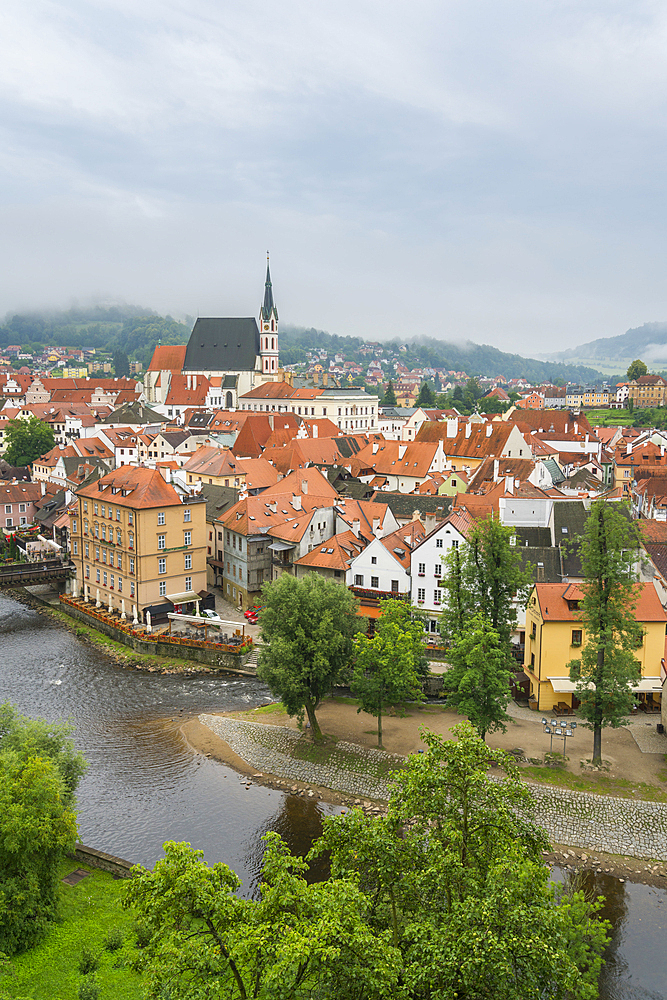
[147,344,187,372]
[534,581,666,622]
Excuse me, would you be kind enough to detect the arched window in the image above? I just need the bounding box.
[226,391,233,408]
[271,337,275,349]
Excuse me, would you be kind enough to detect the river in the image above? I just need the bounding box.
[0,593,664,998]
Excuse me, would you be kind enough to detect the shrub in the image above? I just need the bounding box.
[78,944,99,974]
[103,926,123,951]
[78,976,99,1000]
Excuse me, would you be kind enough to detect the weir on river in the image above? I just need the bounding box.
[0,593,665,999]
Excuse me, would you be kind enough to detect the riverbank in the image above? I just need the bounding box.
[11,587,253,676]
[191,698,667,868]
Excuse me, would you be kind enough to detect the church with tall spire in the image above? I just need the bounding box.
[259,254,279,376]
[145,256,283,409]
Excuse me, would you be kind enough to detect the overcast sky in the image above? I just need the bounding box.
[1,0,667,355]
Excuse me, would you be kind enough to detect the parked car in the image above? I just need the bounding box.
[201,609,223,623]
[244,605,262,621]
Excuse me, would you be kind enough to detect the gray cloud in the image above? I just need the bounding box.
[1,0,667,354]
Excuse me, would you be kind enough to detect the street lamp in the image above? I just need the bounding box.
[543,720,575,755]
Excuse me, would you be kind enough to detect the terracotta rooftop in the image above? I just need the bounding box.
[76,466,187,509]
[533,581,666,622]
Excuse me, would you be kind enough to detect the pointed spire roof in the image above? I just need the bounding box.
[261,253,278,322]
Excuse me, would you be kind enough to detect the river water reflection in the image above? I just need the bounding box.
[0,594,665,998]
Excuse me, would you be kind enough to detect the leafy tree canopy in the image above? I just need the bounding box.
[567,500,642,764]
[380,380,398,406]
[4,417,55,468]
[626,358,648,380]
[441,515,532,653]
[315,723,609,1000]
[113,349,130,377]
[0,705,85,954]
[352,599,424,746]
[443,613,513,740]
[257,573,359,740]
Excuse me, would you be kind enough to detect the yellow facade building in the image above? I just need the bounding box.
[524,582,666,712]
[69,467,207,622]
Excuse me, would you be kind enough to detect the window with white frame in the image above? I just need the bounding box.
[96,568,100,582]
[354,574,364,586]
[157,511,165,525]
[418,563,425,574]
[73,540,78,555]
[417,588,425,601]
[185,576,192,591]
[158,558,166,574]
[433,590,441,603]
[184,531,191,546]
[371,576,379,588]
[130,581,135,597]
[436,538,443,548]
[159,581,166,597]
[118,577,122,592]
[184,553,192,570]
[371,556,377,564]
[183,509,191,522]
[158,534,166,550]
[19,503,25,513]
[434,564,442,576]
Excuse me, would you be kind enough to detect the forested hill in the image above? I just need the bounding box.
[546,322,667,366]
[281,327,603,383]
[0,305,190,369]
[0,304,603,382]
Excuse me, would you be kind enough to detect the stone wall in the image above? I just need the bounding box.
[60,600,255,674]
[72,843,134,877]
[523,781,667,859]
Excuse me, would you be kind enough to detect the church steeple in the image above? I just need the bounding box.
[259,252,279,376]
[261,253,278,324]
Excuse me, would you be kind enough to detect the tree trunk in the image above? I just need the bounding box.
[377,682,383,748]
[303,696,323,742]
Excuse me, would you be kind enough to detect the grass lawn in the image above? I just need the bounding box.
[584,409,632,426]
[0,861,143,1000]
[521,764,667,802]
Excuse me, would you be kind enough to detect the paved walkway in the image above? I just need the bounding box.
[507,701,667,754]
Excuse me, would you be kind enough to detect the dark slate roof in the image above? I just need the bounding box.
[514,527,552,548]
[553,501,589,578]
[222,374,238,389]
[643,543,667,581]
[261,260,278,322]
[186,411,213,429]
[183,318,260,373]
[518,546,562,584]
[369,491,453,522]
[102,400,163,424]
[542,457,565,485]
[197,484,240,523]
[160,431,190,448]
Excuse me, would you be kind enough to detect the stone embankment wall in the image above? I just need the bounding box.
[60,601,255,673]
[526,782,667,859]
[200,715,667,859]
[72,844,134,877]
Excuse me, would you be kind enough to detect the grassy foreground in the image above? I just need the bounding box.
[0,861,143,1000]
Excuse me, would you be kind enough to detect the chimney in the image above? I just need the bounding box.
[187,374,191,389]
[425,513,436,533]
[574,422,578,434]
[292,493,302,511]
[313,372,319,385]
[564,423,568,433]
[447,417,458,438]
[313,424,318,438]
[626,443,631,456]
[372,516,381,534]
[505,475,514,494]
[465,422,471,438]
[352,518,360,537]
[192,375,197,390]
[302,478,308,494]
[269,501,277,513]
[486,423,493,437]
[323,373,329,387]
[372,442,379,455]
[41,480,46,495]
[398,445,407,459]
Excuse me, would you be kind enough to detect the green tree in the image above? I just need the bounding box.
[0,705,85,954]
[4,417,55,468]
[316,723,608,1000]
[443,613,513,740]
[352,599,424,747]
[257,573,359,740]
[113,350,130,378]
[380,380,397,406]
[441,516,532,654]
[415,382,436,407]
[124,834,401,1000]
[626,359,648,380]
[567,500,642,765]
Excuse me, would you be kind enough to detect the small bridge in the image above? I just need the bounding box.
[0,560,75,587]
